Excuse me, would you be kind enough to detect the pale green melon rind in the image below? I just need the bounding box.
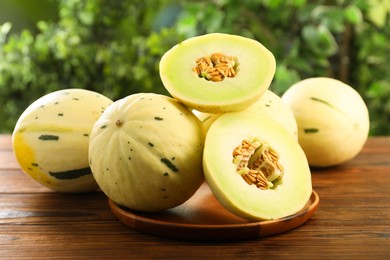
[12,89,113,193]
[281,77,370,167]
[193,90,298,139]
[89,93,205,212]
[203,113,312,221]
[159,33,276,113]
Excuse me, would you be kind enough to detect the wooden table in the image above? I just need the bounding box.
[1,134,389,259]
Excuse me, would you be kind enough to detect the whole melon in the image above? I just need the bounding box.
[12,89,113,192]
[194,90,298,139]
[88,93,205,212]
[282,77,370,167]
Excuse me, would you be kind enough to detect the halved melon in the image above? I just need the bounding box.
[159,33,276,113]
[203,112,312,220]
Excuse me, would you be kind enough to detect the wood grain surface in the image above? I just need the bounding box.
[0,134,389,259]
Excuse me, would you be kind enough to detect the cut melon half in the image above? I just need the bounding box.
[203,112,312,220]
[159,33,276,113]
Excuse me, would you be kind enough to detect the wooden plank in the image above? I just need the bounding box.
[0,135,389,258]
[0,151,20,170]
[0,169,52,193]
[0,134,12,149]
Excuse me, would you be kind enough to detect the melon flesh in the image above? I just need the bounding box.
[159,33,276,113]
[203,113,312,220]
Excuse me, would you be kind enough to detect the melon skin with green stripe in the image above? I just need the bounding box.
[12,89,113,192]
[159,33,276,113]
[282,77,370,167]
[88,93,205,212]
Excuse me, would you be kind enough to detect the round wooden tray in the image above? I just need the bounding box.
[109,182,319,241]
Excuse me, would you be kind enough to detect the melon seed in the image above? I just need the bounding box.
[232,139,284,190]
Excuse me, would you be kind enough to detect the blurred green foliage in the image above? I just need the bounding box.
[0,0,389,135]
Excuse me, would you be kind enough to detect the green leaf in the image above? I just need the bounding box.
[344,5,363,24]
[311,5,345,33]
[262,0,283,9]
[367,0,390,27]
[291,0,307,7]
[302,24,337,57]
[0,22,12,44]
[273,64,301,94]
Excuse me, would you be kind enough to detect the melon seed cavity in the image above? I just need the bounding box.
[193,53,239,82]
[232,139,284,190]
